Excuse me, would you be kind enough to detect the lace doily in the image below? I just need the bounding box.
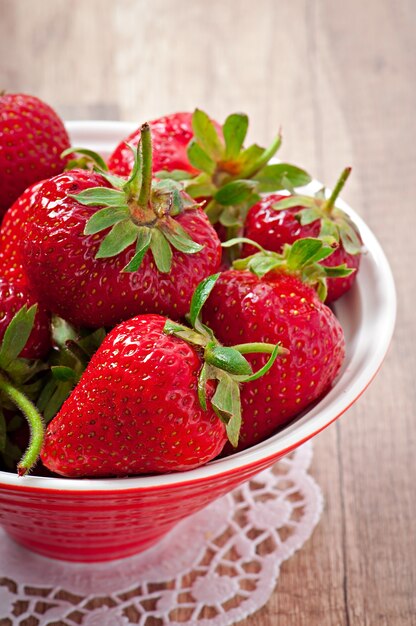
[0,442,322,626]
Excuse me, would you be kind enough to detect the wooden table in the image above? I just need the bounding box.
[1,0,415,624]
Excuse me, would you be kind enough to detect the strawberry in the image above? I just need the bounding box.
[203,239,347,451]
[159,109,311,246]
[0,180,45,285]
[0,93,70,217]
[41,276,282,477]
[107,112,198,177]
[20,123,222,328]
[0,182,52,361]
[243,168,362,301]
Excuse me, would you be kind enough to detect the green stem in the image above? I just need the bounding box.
[233,342,288,355]
[323,166,351,213]
[138,122,153,208]
[0,373,45,476]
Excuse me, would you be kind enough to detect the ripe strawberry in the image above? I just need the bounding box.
[0,93,70,217]
[0,278,51,359]
[20,124,222,328]
[0,180,45,285]
[154,109,312,246]
[108,112,198,177]
[243,168,362,301]
[41,276,283,477]
[203,239,346,451]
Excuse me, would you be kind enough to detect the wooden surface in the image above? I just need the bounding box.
[1,0,415,624]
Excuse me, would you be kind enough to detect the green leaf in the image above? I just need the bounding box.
[236,144,265,171]
[319,218,340,244]
[42,381,74,424]
[96,219,138,259]
[122,227,152,272]
[197,363,209,411]
[187,140,216,175]
[239,132,282,179]
[51,366,77,382]
[186,180,217,198]
[161,219,203,254]
[211,374,241,447]
[214,180,257,206]
[163,319,208,347]
[254,163,311,193]
[244,255,280,277]
[149,229,172,273]
[286,238,332,270]
[0,305,36,368]
[99,171,127,190]
[70,187,126,207]
[205,345,252,376]
[84,206,130,235]
[338,217,362,255]
[222,237,265,252]
[51,316,78,350]
[154,169,195,181]
[320,263,355,277]
[223,113,249,160]
[189,274,220,328]
[273,195,318,211]
[61,147,109,172]
[78,327,107,356]
[192,109,224,161]
[296,207,322,226]
[218,207,242,228]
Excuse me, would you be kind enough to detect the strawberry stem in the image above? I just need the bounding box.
[233,342,288,355]
[138,122,153,208]
[323,167,351,213]
[0,373,45,476]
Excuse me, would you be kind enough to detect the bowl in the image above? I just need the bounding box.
[0,121,396,562]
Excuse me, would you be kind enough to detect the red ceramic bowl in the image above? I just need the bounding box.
[0,122,396,562]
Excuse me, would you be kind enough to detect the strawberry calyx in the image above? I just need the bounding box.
[272,167,362,255]
[157,109,312,240]
[68,123,204,274]
[0,306,47,476]
[163,274,287,446]
[62,146,109,173]
[227,237,355,301]
[36,317,107,425]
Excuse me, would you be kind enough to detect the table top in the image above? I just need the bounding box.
[1,0,415,623]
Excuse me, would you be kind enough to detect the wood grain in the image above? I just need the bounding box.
[0,0,415,624]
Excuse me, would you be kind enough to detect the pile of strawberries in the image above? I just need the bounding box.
[0,94,362,478]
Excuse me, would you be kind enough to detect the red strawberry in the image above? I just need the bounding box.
[40,276,282,477]
[0,93,70,217]
[108,112,198,177]
[146,110,312,248]
[203,240,346,451]
[0,180,45,285]
[41,314,227,476]
[0,278,51,359]
[243,168,361,301]
[20,124,222,328]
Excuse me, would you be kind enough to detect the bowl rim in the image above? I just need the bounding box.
[0,120,397,492]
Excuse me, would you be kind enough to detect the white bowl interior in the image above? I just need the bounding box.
[0,120,397,490]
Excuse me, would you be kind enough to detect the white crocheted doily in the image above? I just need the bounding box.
[0,442,322,625]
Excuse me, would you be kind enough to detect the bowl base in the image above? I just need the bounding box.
[5,528,170,562]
